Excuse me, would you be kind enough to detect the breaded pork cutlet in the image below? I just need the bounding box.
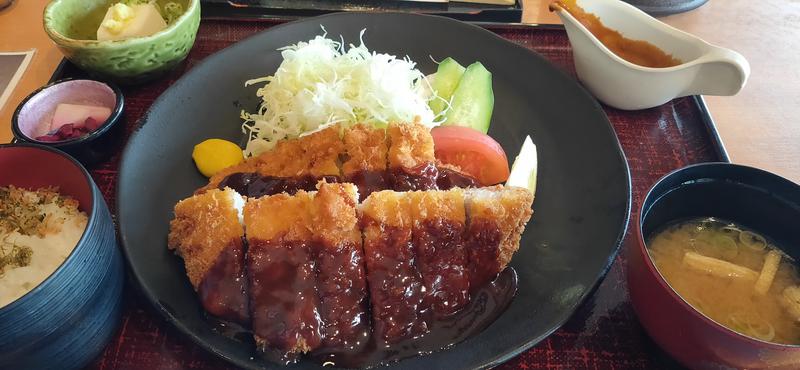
[202,125,343,193]
[300,126,344,178]
[311,182,370,352]
[464,186,534,288]
[342,124,389,199]
[408,188,470,316]
[244,191,322,364]
[361,190,428,343]
[167,188,249,324]
[201,122,450,199]
[342,124,388,176]
[387,122,438,191]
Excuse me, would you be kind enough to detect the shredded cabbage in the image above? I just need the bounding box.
[241,30,441,157]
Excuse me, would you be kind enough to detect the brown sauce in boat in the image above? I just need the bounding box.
[550,0,682,68]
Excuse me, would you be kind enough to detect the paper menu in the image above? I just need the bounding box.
[0,50,35,114]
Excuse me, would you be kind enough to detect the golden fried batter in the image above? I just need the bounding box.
[167,188,244,288]
[312,182,360,246]
[360,190,412,229]
[407,188,466,223]
[301,127,344,177]
[466,186,534,270]
[342,123,388,175]
[244,191,313,241]
[387,122,435,170]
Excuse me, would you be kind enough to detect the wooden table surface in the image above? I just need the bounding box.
[1,0,799,183]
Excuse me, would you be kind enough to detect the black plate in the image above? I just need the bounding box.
[117,12,631,370]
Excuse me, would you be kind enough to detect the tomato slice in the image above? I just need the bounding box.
[431,126,510,185]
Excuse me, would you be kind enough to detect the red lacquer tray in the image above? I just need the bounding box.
[51,19,723,370]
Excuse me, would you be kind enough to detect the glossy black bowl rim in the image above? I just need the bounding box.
[115,11,633,370]
[0,143,101,312]
[641,162,800,226]
[11,78,125,146]
[638,161,800,349]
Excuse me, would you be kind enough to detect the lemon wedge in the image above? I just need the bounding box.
[505,135,538,197]
[192,139,244,178]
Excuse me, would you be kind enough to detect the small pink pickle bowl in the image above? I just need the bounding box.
[12,78,124,166]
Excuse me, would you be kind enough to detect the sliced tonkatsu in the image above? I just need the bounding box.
[167,188,250,324]
[206,127,341,197]
[169,183,532,363]
[310,183,370,353]
[408,189,470,316]
[361,191,429,343]
[169,120,535,364]
[242,182,372,363]
[244,190,322,363]
[464,186,534,288]
[341,123,390,199]
[199,122,479,200]
[360,186,532,343]
[385,122,438,191]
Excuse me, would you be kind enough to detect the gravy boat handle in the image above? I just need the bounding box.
[683,45,750,97]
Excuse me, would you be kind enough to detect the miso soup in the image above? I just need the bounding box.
[647,217,800,344]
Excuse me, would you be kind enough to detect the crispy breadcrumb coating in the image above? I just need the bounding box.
[167,188,244,288]
[387,122,435,170]
[407,188,466,223]
[301,127,344,177]
[360,190,412,229]
[342,123,388,175]
[466,186,533,270]
[312,182,360,246]
[244,191,314,241]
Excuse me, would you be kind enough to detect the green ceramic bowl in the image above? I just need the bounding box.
[44,0,200,84]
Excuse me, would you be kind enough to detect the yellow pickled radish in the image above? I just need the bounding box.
[192,139,244,177]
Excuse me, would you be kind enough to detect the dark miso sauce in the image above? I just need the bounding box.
[247,239,323,365]
[205,267,518,368]
[437,167,479,190]
[389,162,439,192]
[311,268,518,368]
[218,173,339,198]
[313,240,370,353]
[217,163,479,200]
[197,237,250,325]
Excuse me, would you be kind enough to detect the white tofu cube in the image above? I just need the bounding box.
[96,3,167,42]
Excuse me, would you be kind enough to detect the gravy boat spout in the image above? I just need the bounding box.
[553,0,750,110]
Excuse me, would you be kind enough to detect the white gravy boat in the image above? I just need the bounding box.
[552,0,750,110]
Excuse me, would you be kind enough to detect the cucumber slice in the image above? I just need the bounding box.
[429,58,466,115]
[443,62,494,134]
